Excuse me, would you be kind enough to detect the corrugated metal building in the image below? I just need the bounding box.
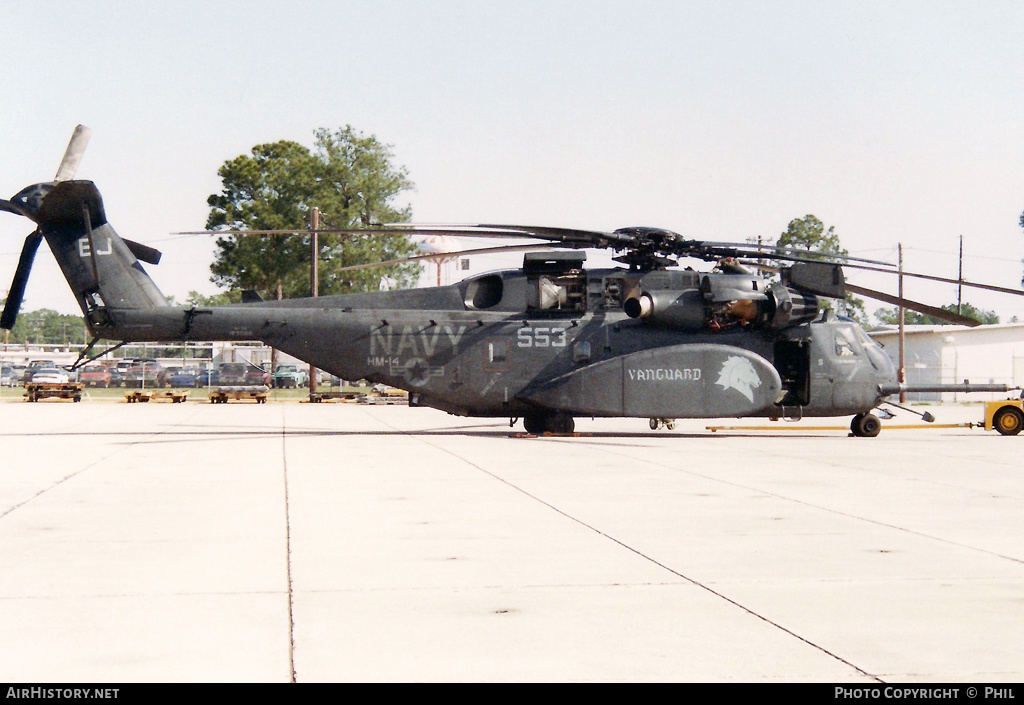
[870,323,1024,401]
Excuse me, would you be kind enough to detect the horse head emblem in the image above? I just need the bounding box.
[715,356,762,403]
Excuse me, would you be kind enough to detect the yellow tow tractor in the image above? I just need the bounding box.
[984,399,1024,436]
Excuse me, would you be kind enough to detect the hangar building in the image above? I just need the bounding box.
[870,323,1024,402]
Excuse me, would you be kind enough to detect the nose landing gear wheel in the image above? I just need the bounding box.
[850,413,881,437]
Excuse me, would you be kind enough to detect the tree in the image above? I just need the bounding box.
[206,126,420,301]
[185,290,242,307]
[206,140,317,301]
[307,126,421,294]
[776,215,869,325]
[0,303,87,346]
[874,302,999,326]
[777,214,846,255]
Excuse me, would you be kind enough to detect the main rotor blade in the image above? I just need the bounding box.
[174,228,362,236]
[753,258,1024,305]
[54,125,92,182]
[846,283,982,327]
[317,223,899,270]
[1,231,44,330]
[840,262,1024,298]
[331,242,562,274]
[317,223,636,250]
[702,243,894,268]
[181,222,899,274]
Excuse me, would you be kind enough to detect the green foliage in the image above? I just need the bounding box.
[775,215,869,326]
[206,126,421,300]
[184,290,243,307]
[0,302,88,345]
[874,302,999,326]
[777,214,847,257]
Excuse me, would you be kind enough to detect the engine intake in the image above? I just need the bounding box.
[768,284,819,329]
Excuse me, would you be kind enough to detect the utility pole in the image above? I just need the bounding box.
[311,207,319,298]
[957,235,963,315]
[309,207,319,396]
[898,243,906,404]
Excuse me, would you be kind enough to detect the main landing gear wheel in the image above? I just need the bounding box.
[850,413,882,437]
[523,412,575,435]
[993,406,1024,436]
[523,413,546,435]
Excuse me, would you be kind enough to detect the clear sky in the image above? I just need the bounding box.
[3,0,1024,322]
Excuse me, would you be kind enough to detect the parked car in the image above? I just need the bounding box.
[9,365,27,385]
[217,362,248,386]
[196,367,219,386]
[124,359,166,388]
[31,368,71,384]
[245,366,271,386]
[23,360,55,383]
[316,369,342,386]
[0,366,18,387]
[106,365,123,388]
[167,367,200,388]
[79,365,112,387]
[272,365,308,388]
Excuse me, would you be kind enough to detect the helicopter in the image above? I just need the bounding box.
[2,126,1018,437]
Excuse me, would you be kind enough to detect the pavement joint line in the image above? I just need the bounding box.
[364,408,884,683]
[281,405,299,683]
[597,443,1024,567]
[0,403,208,522]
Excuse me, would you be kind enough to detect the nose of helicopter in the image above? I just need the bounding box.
[864,342,898,397]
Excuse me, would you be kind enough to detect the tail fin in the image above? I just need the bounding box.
[3,126,172,340]
[17,179,170,334]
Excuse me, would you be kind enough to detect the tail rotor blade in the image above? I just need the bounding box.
[1,199,28,217]
[123,238,162,265]
[1,231,44,330]
[54,125,92,182]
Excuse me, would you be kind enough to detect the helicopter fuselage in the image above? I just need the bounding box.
[105,253,898,425]
[6,177,902,435]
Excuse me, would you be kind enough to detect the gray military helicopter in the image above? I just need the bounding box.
[2,126,1017,436]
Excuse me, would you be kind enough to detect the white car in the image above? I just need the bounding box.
[31,368,71,384]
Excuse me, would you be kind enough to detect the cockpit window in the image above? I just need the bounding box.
[853,325,877,347]
[834,327,860,357]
